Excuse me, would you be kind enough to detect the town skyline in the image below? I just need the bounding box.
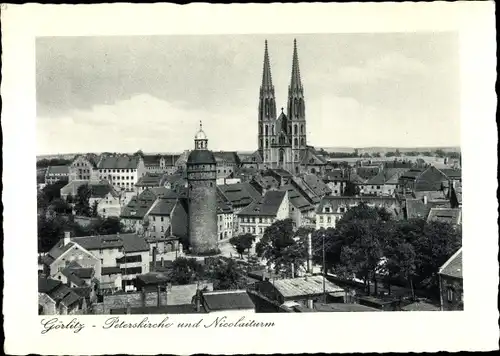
[37,33,460,155]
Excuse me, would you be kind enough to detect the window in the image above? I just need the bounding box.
[161,226,164,232]
[117,255,142,264]
[327,217,331,223]
[319,216,324,223]
[339,207,346,213]
[121,267,142,275]
[377,186,381,189]
[324,207,331,213]
[447,288,454,302]
[160,217,164,222]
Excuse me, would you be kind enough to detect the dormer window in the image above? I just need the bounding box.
[339,207,346,213]
[324,207,331,213]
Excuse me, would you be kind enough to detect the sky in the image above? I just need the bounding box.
[36,33,460,155]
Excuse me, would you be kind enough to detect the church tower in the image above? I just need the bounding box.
[186,122,218,255]
[287,39,307,168]
[258,40,277,165]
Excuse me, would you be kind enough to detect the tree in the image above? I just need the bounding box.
[51,198,73,215]
[385,151,396,158]
[133,150,144,158]
[91,200,99,217]
[87,216,124,236]
[435,149,446,158]
[169,257,205,285]
[229,233,256,258]
[74,184,91,217]
[38,180,68,209]
[256,219,295,269]
[372,152,381,158]
[211,259,247,290]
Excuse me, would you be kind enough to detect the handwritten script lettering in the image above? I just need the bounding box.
[41,318,85,334]
[204,316,275,328]
[103,316,174,329]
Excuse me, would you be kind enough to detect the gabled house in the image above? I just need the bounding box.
[217,196,235,242]
[237,190,289,237]
[39,277,88,315]
[199,290,256,314]
[68,154,100,182]
[323,169,349,196]
[299,146,328,175]
[147,196,188,241]
[427,208,462,226]
[217,182,262,213]
[279,184,315,228]
[120,189,158,233]
[97,154,146,192]
[240,150,264,170]
[438,248,463,311]
[135,173,163,194]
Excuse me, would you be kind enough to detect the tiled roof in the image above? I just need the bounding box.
[324,169,347,182]
[237,190,286,217]
[136,173,163,187]
[202,290,255,311]
[142,155,162,165]
[300,147,327,165]
[102,266,122,275]
[38,277,62,294]
[269,168,293,178]
[160,173,185,186]
[291,177,320,204]
[356,167,380,181]
[405,199,449,220]
[273,275,344,298]
[314,303,380,312]
[149,198,177,216]
[120,190,157,219]
[217,183,262,208]
[400,168,424,180]
[427,208,462,225]
[217,197,233,214]
[46,165,70,175]
[280,184,313,211]
[302,174,332,197]
[213,151,240,165]
[240,150,263,164]
[61,180,113,197]
[61,268,87,287]
[112,304,207,314]
[413,191,447,201]
[401,301,440,311]
[439,248,462,279]
[316,196,400,215]
[72,233,149,253]
[187,150,216,165]
[414,167,449,192]
[46,241,76,264]
[98,155,142,170]
[440,168,462,180]
[90,184,118,199]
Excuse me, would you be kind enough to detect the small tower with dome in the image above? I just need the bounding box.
[186,121,218,255]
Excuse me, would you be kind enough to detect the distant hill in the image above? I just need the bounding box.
[321,146,461,154]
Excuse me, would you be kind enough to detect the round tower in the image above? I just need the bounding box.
[186,121,218,255]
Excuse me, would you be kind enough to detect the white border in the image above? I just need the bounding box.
[2,2,498,354]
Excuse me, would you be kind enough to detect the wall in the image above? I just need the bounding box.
[100,273,123,291]
[149,214,171,240]
[440,275,464,311]
[171,201,189,241]
[97,194,122,218]
[217,212,234,242]
[102,290,168,314]
[39,293,57,315]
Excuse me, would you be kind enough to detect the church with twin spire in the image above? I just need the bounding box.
[256,39,324,175]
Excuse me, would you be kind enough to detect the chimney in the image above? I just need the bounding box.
[423,195,428,205]
[157,284,161,307]
[63,231,71,246]
[307,233,313,274]
[195,289,201,312]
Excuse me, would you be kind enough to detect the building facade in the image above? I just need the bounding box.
[97,155,146,192]
[187,123,219,255]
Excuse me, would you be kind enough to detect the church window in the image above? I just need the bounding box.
[300,138,305,146]
[265,139,269,148]
[272,125,275,135]
[301,124,304,134]
[299,98,304,116]
[294,138,298,147]
[265,99,269,117]
[265,125,269,136]
[294,125,298,135]
[271,138,275,145]
[294,98,298,116]
[259,126,262,135]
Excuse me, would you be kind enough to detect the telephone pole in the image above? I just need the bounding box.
[322,232,326,303]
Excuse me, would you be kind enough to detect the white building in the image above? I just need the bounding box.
[97,155,146,192]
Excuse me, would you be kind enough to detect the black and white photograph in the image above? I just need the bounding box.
[2,2,497,354]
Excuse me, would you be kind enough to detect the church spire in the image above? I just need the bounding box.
[289,38,302,90]
[261,40,273,89]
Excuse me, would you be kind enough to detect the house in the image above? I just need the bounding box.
[263,168,293,186]
[38,277,88,315]
[68,154,100,182]
[404,197,450,220]
[40,232,101,280]
[399,166,449,194]
[72,233,151,292]
[100,266,123,293]
[217,196,235,242]
[160,173,187,191]
[199,290,256,314]
[361,168,409,196]
[142,154,168,174]
[60,179,112,201]
[323,169,349,196]
[438,248,463,311]
[45,165,70,185]
[237,190,289,237]
[147,196,188,241]
[279,184,315,228]
[302,173,332,198]
[290,176,322,206]
[256,275,345,307]
[148,235,183,264]
[135,173,163,193]
[427,208,462,226]
[315,196,401,229]
[97,154,146,192]
[120,189,159,233]
[53,261,95,289]
[88,184,121,217]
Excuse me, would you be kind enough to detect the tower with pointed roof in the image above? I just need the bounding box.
[287,39,307,168]
[258,40,277,164]
[257,39,306,173]
[186,121,218,255]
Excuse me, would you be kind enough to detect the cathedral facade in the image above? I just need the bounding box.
[258,39,308,174]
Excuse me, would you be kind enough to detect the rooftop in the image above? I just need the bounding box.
[427,208,462,225]
[149,198,178,217]
[72,233,149,253]
[46,165,70,175]
[98,155,142,170]
[272,275,344,298]
[202,290,255,311]
[439,248,462,279]
[237,190,286,217]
